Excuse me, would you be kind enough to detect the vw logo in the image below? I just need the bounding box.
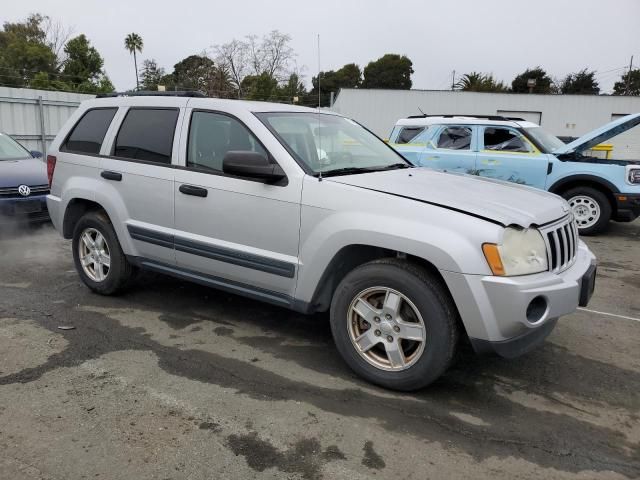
[18,185,31,197]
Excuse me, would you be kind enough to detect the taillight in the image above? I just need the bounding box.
[47,155,57,187]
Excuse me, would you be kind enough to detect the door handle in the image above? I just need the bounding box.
[179,184,208,198]
[101,170,122,181]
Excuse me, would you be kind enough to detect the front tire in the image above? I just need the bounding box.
[561,186,611,235]
[330,259,459,391]
[72,211,133,295]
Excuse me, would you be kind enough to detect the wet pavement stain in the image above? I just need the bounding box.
[226,431,345,480]
[362,440,385,470]
[213,326,234,336]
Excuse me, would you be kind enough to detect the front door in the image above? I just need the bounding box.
[173,109,301,301]
[476,126,549,189]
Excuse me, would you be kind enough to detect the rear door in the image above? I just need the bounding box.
[476,126,549,188]
[418,125,477,174]
[98,105,184,264]
[172,109,301,300]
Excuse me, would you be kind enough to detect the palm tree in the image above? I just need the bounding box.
[124,33,144,90]
[455,72,508,92]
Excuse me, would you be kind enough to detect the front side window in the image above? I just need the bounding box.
[187,111,268,172]
[484,127,533,153]
[64,108,117,154]
[257,112,408,176]
[397,126,425,144]
[525,127,565,153]
[114,108,179,164]
[437,126,472,150]
[0,133,31,161]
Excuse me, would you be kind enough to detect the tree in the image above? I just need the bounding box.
[455,72,508,92]
[511,67,552,93]
[362,54,413,89]
[159,55,233,97]
[560,69,599,94]
[613,68,640,96]
[309,63,362,106]
[278,73,307,103]
[62,34,103,85]
[213,39,249,97]
[241,72,279,100]
[124,33,143,90]
[139,59,165,91]
[0,13,56,87]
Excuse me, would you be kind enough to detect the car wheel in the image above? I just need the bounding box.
[72,210,133,295]
[330,258,459,391]
[562,186,611,235]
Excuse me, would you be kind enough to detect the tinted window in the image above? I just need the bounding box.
[397,127,425,144]
[114,108,179,164]
[437,126,471,150]
[484,127,532,153]
[64,108,117,154]
[187,111,268,172]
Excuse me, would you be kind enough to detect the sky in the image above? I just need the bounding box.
[3,0,639,93]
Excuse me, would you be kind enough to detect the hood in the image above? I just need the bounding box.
[553,112,640,155]
[0,157,48,189]
[327,168,569,227]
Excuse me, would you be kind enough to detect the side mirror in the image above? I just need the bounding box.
[223,151,286,184]
[30,150,43,158]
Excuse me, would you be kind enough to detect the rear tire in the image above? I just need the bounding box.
[561,186,611,236]
[72,210,133,295]
[329,258,459,391]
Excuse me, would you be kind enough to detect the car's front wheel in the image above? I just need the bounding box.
[330,259,459,391]
[72,211,133,295]
[562,186,611,235]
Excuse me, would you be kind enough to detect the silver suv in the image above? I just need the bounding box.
[46,93,597,391]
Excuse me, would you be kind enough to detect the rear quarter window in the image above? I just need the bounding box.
[113,108,179,164]
[63,108,117,154]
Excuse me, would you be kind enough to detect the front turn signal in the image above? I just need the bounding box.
[482,243,505,276]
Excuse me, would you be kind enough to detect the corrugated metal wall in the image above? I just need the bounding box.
[331,89,640,160]
[0,87,94,154]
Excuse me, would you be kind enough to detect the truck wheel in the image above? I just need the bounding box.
[72,210,133,295]
[561,186,611,235]
[330,258,459,391]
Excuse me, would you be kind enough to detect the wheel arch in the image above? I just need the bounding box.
[548,174,618,214]
[62,197,109,239]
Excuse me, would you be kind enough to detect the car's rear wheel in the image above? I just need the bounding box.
[562,186,611,235]
[72,211,133,295]
[330,259,459,391]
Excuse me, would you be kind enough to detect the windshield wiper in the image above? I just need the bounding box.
[319,163,411,177]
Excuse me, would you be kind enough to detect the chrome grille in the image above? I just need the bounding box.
[541,215,579,273]
[0,184,50,198]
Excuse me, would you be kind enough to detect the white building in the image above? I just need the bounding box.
[330,89,640,159]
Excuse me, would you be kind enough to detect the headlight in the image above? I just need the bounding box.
[627,166,640,185]
[482,227,548,276]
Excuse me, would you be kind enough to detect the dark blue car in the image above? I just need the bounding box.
[0,132,50,225]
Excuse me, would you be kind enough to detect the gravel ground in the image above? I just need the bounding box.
[0,221,638,480]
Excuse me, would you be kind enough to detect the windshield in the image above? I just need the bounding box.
[257,112,409,175]
[525,127,566,153]
[0,133,31,161]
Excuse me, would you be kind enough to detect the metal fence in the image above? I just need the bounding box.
[0,87,94,156]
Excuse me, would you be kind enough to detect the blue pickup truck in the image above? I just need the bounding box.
[390,114,640,234]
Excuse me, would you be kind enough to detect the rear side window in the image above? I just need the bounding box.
[396,127,425,144]
[437,126,472,150]
[114,108,179,164]
[64,108,117,154]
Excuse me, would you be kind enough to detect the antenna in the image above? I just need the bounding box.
[317,33,323,182]
[418,106,426,116]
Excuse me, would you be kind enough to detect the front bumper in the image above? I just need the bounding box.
[613,193,640,222]
[0,195,50,224]
[441,240,597,358]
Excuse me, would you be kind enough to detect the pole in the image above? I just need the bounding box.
[626,55,634,95]
[451,70,456,91]
[37,96,47,158]
[329,91,334,108]
[317,34,321,108]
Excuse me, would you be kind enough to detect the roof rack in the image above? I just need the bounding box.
[96,90,207,98]
[406,114,525,121]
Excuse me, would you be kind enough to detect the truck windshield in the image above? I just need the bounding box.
[256,112,409,176]
[525,127,566,153]
[0,133,31,161]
